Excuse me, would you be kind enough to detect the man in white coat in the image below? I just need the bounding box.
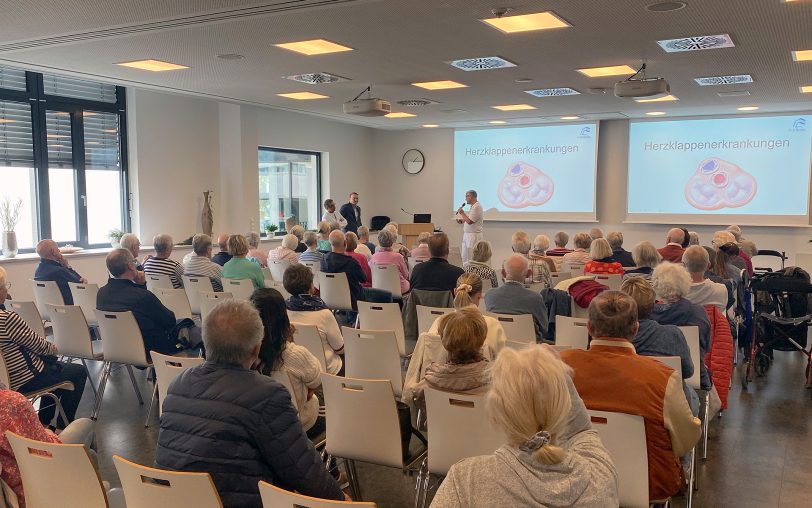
[456,189,484,264]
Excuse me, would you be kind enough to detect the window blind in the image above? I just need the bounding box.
[83,112,120,170]
[45,110,73,168]
[43,73,116,102]
[0,66,27,91]
[0,100,33,167]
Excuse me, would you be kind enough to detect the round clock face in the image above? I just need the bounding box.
[402,149,425,174]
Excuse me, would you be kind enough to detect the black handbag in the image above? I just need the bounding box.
[396,401,427,462]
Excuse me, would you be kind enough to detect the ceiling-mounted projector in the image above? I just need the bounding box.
[613,63,670,99]
[343,86,391,116]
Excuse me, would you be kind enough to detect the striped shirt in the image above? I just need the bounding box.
[463,261,499,289]
[299,249,324,263]
[0,311,57,390]
[183,255,223,292]
[143,256,185,289]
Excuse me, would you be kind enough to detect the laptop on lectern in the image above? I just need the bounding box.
[414,214,431,224]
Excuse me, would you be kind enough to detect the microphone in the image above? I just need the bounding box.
[401,207,414,216]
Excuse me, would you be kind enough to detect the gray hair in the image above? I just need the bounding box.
[466,189,477,198]
[651,262,691,303]
[573,232,592,250]
[285,216,298,231]
[377,228,396,248]
[303,231,318,247]
[246,231,260,248]
[589,238,613,260]
[606,232,623,250]
[357,226,370,239]
[688,231,700,246]
[511,231,531,255]
[589,228,603,240]
[192,234,213,255]
[533,234,550,252]
[712,231,736,249]
[632,241,661,268]
[329,230,346,248]
[504,254,529,282]
[282,234,299,250]
[119,233,140,256]
[417,232,431,244]
[106,248,135,278]
[317,221,330,234]
[726,225,742,242]
[682,245,710,273]
[471,241,492,263]
[554,231,569,248]
[203,299,264,365]
[289,225,305,241]
[153,234,173,255]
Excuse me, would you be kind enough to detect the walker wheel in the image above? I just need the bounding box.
[741,362,750,389]
[755,354,770,377]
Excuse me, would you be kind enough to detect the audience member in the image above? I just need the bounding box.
[560,291,700,502]
[409,233,464,292]
[726,225,757,269]
[356,226,375,257]
[688,231,700,246]
[650,263,712,390]
[624,241,661,280]
[120,233,144,269]
[560,233,592,265]
[33,239,86,304]
[289,225,307,253]
[345,232,372,287]
[284,264,344,375]
[339,192,362,234]
[321,199,347,229]
[584,238,624,275]
[371,228,410,295]
[246,232,268,267]
[410,232,431,262]
[657,228,686,263]
[222,234,265,289]
[433,346,618,507]
[1,266,88,428]
[679,227,691,248]
[251,288,325,439]
[528,234,557,273]
[463,240,498,289]
[512,231,552,287]
[211,233,233,266]
[321,230,367,309]
[546,231,573,256]
[712,231,743,290]
[382,223,410,259]
[485,254,548,342]
[268,234,301,265]
[183,233,224,292]
[299,231,325,264]
[155,299,344,507]
[605,231,635,267]
[284,216,298,233]
[683,246,727,312]
[143,234,185,289]
[316,221,332,251]
[589,227,603,241]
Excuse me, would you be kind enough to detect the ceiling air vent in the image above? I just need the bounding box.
[657,34,734,53]
[283,72,349,84]
[694,74,753,86]
[448,56,517,71]
[717,90,751,98]
[397,98,440,107]
[524,87,580,97]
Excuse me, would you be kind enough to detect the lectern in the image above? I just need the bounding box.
[398,223,434,249]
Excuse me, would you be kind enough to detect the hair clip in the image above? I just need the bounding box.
[519,430,551,452]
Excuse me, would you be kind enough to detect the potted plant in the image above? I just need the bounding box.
[0,196,22,258]
[108,228,124,248]
[264,224,278,237]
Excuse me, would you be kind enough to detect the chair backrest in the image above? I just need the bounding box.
[561,263,585,275]
[259,481,376,507]
[321,374,402,468]
[570,296,590,319]
[300,260,321,274]
[549,271,571,285]
[292,323,328,372]
[181,275,213,315]
[261,267,273,281]
[587,410,649,508]
[30,279,64,321]
[145,273,173,292]
[357,301,407,356]
[504,340,528,351]
[652,356,683,382]
[264,280,291,300]
[318,272,353,311]
[112,455,223,508]
[68,282,100,326]
[678,325,701,390]
[342,327,403,397]
[198,292,233,323]
[270,370,299,412]
[47,305,96,359]
[150,351,205,415]
[6,431,109,508]
[6,300,46,338]
[0,350,12,392]
[408,258,425,276]
[416,305,454,335]
[447,247,463,268]
[424,389,505,475]
[220,278,255,300]
[370,263,402,298]
[487,313,535,343]
[269,260,292,282]
[554,316,589,350]
[592,273,623,290]
[94,310,151,367]
[152,288,193,321]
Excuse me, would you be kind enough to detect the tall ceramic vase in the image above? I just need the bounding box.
[2,231,18,258]
[201,191,214,237]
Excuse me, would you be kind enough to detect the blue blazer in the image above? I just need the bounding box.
[339,203,361,234]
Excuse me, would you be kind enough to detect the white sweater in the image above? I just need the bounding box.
[288,309,344,374]
[279,343,323,431]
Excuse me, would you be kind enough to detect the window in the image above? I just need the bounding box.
[0,66,128,249]
[258,148,320,234]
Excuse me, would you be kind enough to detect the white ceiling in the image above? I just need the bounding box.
[1,0,811,129]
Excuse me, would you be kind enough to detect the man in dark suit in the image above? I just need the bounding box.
[34,239,86,305]
[605,231,635,267]
[410,232,464,292]
[339,192,362,235]
[657,228,686,264]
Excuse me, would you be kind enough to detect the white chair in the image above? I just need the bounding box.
[570,296,590,319]
[112,455,222,508]
[6,432,111,508]
[342,327,404,397]
[318,272,353,312]
[152,288,193,321]
[292,323,328,372]
[561,263,585,276]
[68,282,100,326]
[6,300,47,338]
[145,351,205,426]
[416,305,453,336]
[269,260,292,282]
[549,271,572,285]
[0,350,72,428]
[652,356,683,380]
[592,273,623,290]
[259,481,376,507]
[301,260,321,274]
[199,291,233,323]
[145,273,173,292]
[678,325,709,459]
[30,279,64,322]
[182,275,213,315]
[91,310,153,420]
[555,316,590,350]
[221,278,255,300]
[504,340,529,351]
[370,263,403,299]
[487,313,536,344]
[261,266,273,281]
[587,410,649,508]
[47,304,102,396]
[265,279,292,299]
[408,258,425,276]
[447,247,463,268]
[357,301,408,357]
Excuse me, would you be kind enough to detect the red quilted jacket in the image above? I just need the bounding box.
[705,305,733,409]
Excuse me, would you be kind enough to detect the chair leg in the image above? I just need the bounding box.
[686,446,696,508]
[91,362,112,420]
[144,383,158,428]
[413,457,427,508]
[701,391,710,460]
[81,359,99,398]
[125,365,144,405]
[345,459,362,501]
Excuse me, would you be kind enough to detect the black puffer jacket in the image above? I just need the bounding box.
[155,362,342,508]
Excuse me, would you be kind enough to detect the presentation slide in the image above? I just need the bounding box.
[454,123,599,222]
[628,114,812,225]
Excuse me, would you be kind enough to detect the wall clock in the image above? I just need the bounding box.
[402,148,425,174]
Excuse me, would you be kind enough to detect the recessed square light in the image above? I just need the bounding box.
[489,120,507,124]
[116,59,189,72]
[635,94,679,103]
[657,34,734,53]
[276,92,330,100]
[576,65,636,78]
[422,124,439,128]
[385,112,416,118]
[274,39,353,56]
[448,56,517,71]
[0,119,16,123]
[482,11,570,34]
[412,80,467,90]
[524,87,580,97]
[694,74,753,86]
[560,116,580,120]
[801,85,812,93]
[737,106,759,111]
[646,111,667,116]
[492,104,536,111]
[792,49,812,61]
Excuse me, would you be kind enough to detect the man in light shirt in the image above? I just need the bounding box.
[322,199,347,229]
[683,245,728,312]
[456,189,483,265]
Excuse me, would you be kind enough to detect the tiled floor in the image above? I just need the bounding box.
[76,348,812,507]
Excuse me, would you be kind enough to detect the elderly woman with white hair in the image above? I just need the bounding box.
[584,238,624,275]
[268,234,301,265]
[528,234,557,273]
[410,232,431,262]
[624,241,662,281]
[370,228,410,294]
[245,231,268,267]
[650,262,712,390]
[143,233,185,288]
[464,241,498,289]
[288,224,307,253]
[511,231,552,288]
[560,232,592,265]
[431,345,618,507]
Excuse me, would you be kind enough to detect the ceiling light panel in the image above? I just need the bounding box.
[489,120,507,124]
[801,86,812,93]
[448,56,517,71]
[116,59,189,71]
[274,39,353,56]
[737,106,759,111]
[482,11,570,33]
[576,65,636,78]
[385,112,416,118]
[492,104,536,111]
[276,92,329,100]
[792,49,812,61]
[646,111,667,116]
[412,80,467,90]
[717,90,751,97]
[422,124,439,128]
[694,74,753,86]
[635,94,679,103]
[524,87,580,97]
[657,34,734,52]
[283,72,349,84]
